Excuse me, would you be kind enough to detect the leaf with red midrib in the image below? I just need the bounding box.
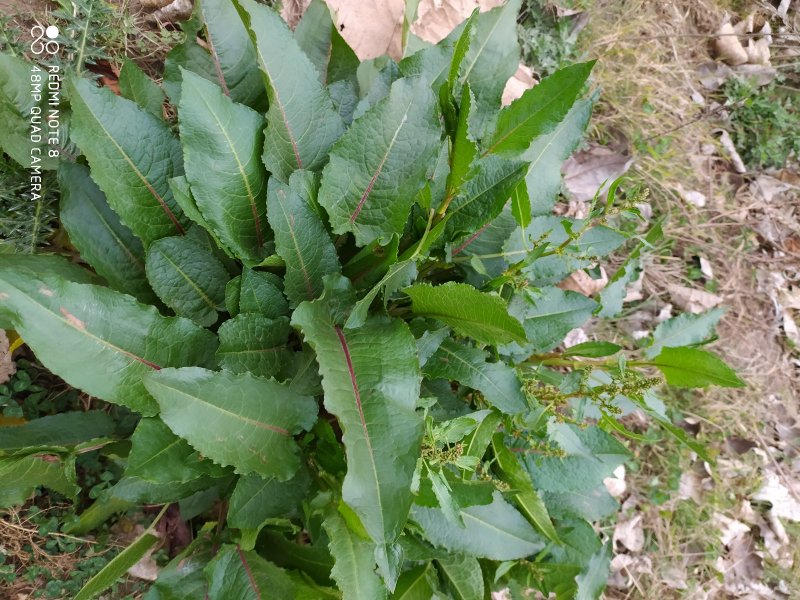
[318,77,442,247]
[143,367,318,480]
[291,275,423,552]
[0,257,216,416]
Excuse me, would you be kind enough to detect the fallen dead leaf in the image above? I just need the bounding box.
[501,64,535,106]
[676,185,707,208]
[562,327,588,348]
[562,144,633,203]
[613,513,644,552]
[0,331,16,385]
[326,0,406,60]
[717,129,747,174]
[752,472,800,522]
[558,267,608,296]
[608,554,652,589]
[714,22,749,66]
[128,549,159,581]
[281,0,312,28]
[667,284,722,314]
[661,565,689,591]
[411,0,505,43]
[604,464,627,498]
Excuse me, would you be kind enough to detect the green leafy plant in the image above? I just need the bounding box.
[0,0,744,598]
[723,76,800,170]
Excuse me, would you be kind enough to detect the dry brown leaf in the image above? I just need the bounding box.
[557,267,608,296]
[752,472,800,522]
[326,0,405,60]
[128,550,159,581]
[714,22,748,66]
[603,465,627,498]
[0,331,16,385]
[717,129,747,174]
[501,64,535,106]
[667,284,722,314]
[613,514,644,552]
[562,144,633,203]
[411,0,505,43]
[281,0,312,29]
[562,328,588,348]
[608,554,652,589]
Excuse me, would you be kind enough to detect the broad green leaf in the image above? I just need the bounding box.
[295,0,360,86]
[649,347,745,388]
[412,490,544,560]
[58,162,155,304]
[503,217,626,284]
[259,532,335,587]
[510,180,531,228]
[415,325,449,368]
[145,235,230,327]
[450,208,518,282]
[162,10,219,104]
[216,314,292,378]
[114,418,230,503]
[523,423,629,514]
[436,554,484,600]
[69,78,189,245]
[462,409,502,464]
[484,62,595,157]
[267,172,341,307]
[346,260,418,329]
[0,454,78,507]
[76,530,160,600]
[492,434,559,544]
[226,268,289,318]
[318,77,442,246]
[323,509,388,600]
[118,59,164,117]
[0,54,59,170]
[398,26,459,91]
[522,98,593,216]
[505,287,597,356]
[179,70,268,260]
[405,282,526,345]
[205,544,295,600]
[424,338,526,414]
[228,468,310,549]
[445,85,477,201]
[149,529,216,600]
[445,156,528,238]
[164,0,266,109]
[235,0,345,181]
[597,257,639,318]
[457,0,521,132]
[0,411,114,458]
[392,564,434,599]
[647,308,724,358]
[292,276,423,555]
[354,57,400,117]
[143,367,318,479]
[575,543,611,600]
[198,0,267,108]
[0,259,217,415]
[563,341,622,358]
[447,11,478,92]
[598,222,660,317]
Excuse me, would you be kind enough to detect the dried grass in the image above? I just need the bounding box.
[579,0,799,597]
